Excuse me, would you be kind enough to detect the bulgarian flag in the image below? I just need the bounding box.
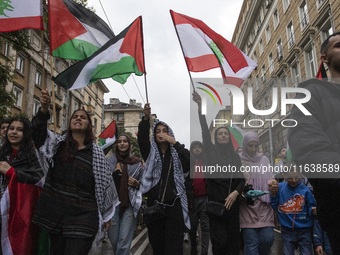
[1,171,44,255]
[170,10,257,87]
[48,0,115,60]
[0,0,44,32]
[99,120,118,155]
[227,125,246,150]
[53,16,145,90]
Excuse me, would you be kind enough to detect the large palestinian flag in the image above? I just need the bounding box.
[48,0,115,60]
[170,10,257,87]
[53,16,145,90]
[0,0,44,32]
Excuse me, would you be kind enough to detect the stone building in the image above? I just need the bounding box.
[0,29,109,138]
[231,0,339,161]
[103,98,157,137]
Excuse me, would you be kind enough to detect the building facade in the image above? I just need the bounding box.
[103,98,157,138]
[0,29,109,139]
[231,0,340,161]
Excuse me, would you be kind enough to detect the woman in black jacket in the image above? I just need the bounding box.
[193,91,245,255]
[138,103,190,255]
[0,115,44,255]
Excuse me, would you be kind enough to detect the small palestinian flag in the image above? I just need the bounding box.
[53,16,145,90]
[99,120,118,155]
[48,0,115,60]
[0,0,44,32]
[227,125,246,150]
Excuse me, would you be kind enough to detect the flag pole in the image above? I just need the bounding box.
[144,74,149,103]
[170,10,195,92]
[50,56,57,132]
[41,30,46,90]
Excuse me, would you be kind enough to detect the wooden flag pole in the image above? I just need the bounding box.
[169,11,196,92]
[41,30,46,90]
[50,56,57,133]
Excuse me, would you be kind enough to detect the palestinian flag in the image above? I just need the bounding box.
[170,10,257,87]
[0,0,44,32]
[316,63,327,80]
[1,171,43,255]
[99,120,118,155]
[53,16,145,90]
[227,125,245,150]
[48,0,115,60]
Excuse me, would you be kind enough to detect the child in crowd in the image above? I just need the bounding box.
[270,162,316,255]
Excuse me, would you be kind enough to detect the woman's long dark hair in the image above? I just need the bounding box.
[0,116,35,162]
[59,109,94,162]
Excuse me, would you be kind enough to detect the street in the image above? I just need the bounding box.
[88,227,288,255]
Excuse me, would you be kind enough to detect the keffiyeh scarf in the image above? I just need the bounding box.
[35,130,119,244]
[141,120,190,229]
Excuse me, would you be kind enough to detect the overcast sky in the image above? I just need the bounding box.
[88,0,243,148]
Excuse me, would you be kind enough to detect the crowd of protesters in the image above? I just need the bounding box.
[0,33,339,255]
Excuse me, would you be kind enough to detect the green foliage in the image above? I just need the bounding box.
[74,0,95,12]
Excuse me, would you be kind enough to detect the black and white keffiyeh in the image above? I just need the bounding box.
[35,130,119,244]
[107,155,143,218]
[141,120,190,229]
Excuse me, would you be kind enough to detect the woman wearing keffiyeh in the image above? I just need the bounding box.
[138,103,190,255]
[107,134,143,255]
[31,90,119,255]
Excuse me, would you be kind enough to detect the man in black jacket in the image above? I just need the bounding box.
[288,32,340,254]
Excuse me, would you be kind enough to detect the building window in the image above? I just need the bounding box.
[115,112,124,120]
[253,51,257,63]
[33,98,41,115]
[16,55,24,74]
[256,75,259,91]
[260,7,264,23]
[268,53,274,73]
[280,76,287,87]
[283,0,290,12]
[259,39,264,55]
[287,22,295,48]
[74,101,79,111]
[265,26,271,43]
[317,0,326,9]
[321,25,333,42]
[291,64,300,84]
[62,116,67,131]
[299,1,309,29]
[35,71,42,86]
[63,93,67,105]
[261,64,266,82]
[94,118,97,133]
[13,86,23,108]
[277,39,283,60]
[273,9,279,29]
[88,96,92,105]
[4,42,9,57]
[139,112,145,119]
[306,48,316,78]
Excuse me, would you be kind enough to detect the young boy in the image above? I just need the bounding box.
[270,162,316,255]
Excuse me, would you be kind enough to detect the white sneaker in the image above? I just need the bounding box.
[183,233,190,242]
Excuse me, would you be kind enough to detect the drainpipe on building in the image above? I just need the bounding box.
[101,100,105,132]
[329,0,336,32]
